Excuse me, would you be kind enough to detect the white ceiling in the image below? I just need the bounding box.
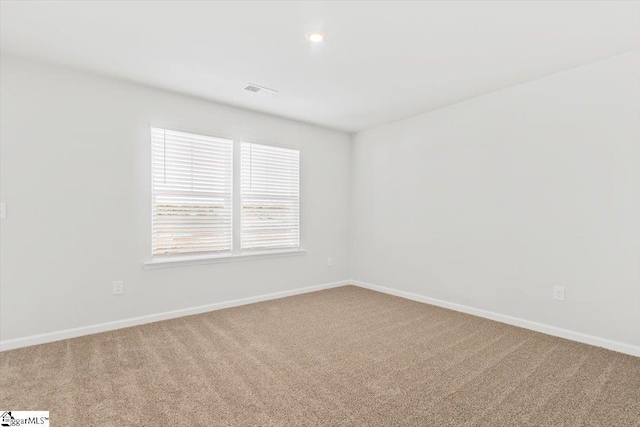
[1,1,639,132]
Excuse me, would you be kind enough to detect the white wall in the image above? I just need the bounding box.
[351,51,640,347]
[0,56,351,341]
[3,50,639,351]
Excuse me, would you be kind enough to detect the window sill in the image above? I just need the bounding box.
[143,248,306,269]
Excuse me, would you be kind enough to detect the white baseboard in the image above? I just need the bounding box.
[0,280,350,352]
[351,280,640,357]
[3,279,638,357]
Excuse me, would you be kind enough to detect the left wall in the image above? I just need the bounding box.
[0,55,351,344]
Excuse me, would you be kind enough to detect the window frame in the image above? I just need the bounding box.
[240,140,301,252]
[145,128,304,269]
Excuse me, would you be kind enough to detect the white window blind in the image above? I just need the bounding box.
[241,142,300,250]
[151,128,233,256]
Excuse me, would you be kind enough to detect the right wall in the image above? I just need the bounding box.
[350,50,640,349]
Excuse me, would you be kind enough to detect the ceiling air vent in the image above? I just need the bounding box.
[243,83,279,96]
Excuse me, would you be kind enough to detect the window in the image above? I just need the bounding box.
[241,142,300,250]
[151,128,233,256]
[149,129,301,264]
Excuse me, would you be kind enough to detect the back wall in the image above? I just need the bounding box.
[0,55,351,343]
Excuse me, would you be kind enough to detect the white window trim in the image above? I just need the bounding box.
[144,247,306,269]
[144,126,304,268]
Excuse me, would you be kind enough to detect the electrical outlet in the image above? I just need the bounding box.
[113,280,124,295]
[327,257,333,266]
[553,286,565,301]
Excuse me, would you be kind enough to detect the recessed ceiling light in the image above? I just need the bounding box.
[307,31,324,43]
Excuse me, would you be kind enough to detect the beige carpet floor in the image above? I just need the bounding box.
[1,285,639,426]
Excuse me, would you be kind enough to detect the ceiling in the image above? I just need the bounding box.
[1,1,639,132]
